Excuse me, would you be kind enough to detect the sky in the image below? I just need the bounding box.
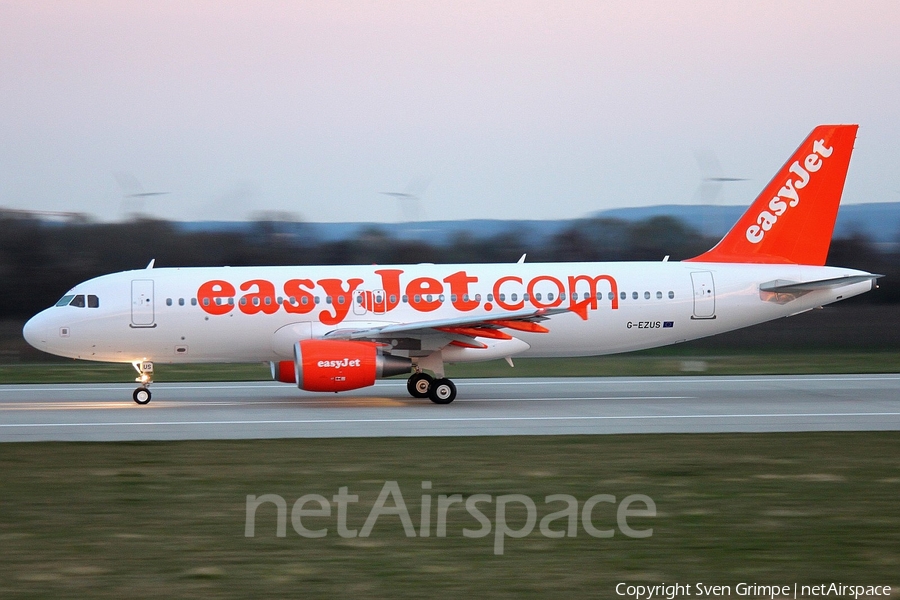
[1,1,898,223]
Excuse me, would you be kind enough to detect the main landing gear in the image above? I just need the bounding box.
[132,361,153,405]
[406,372,457,404]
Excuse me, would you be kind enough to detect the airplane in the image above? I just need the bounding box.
[22,124,880,405]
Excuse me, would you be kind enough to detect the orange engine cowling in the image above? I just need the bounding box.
[272,340,411,393]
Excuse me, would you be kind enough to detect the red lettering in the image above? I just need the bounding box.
[406,277,443,312]
[568,274,618,320]
[443,271,480,311]
[239,279,279,315]
[527,275,564,308]
[493,276,524,311]
[374,269,404,312]
[282,279,316,314]
[197,280,235,315]
[317,278,364,325]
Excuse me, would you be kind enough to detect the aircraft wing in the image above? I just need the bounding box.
[322,307,569,347]
[759,274,882,294]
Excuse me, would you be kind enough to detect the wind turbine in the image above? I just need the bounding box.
[114,172,170,220]
[693,149,749,238]
[380,176,431,224]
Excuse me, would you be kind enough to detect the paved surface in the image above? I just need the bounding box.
[1,375,899,442]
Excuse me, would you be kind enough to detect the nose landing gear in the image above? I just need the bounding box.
[132,361,153,405]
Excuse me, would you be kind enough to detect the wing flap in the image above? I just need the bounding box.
[323,307,569,341]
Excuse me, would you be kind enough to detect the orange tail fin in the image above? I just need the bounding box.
[687,124,858,265]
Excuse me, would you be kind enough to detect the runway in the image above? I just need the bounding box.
[2,374,899,442]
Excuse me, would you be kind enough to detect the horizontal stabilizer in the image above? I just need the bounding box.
[759,274,881,294]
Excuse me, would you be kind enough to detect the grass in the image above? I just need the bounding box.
[1,349,900,384]
[0,433,898,598]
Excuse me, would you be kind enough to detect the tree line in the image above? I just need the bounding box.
[1,215,896,319]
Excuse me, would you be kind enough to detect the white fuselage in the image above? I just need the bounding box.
[22,261,874,365]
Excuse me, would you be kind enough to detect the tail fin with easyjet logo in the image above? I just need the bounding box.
[687,124,858,266]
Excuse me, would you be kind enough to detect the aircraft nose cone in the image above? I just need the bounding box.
[22,314,46,349]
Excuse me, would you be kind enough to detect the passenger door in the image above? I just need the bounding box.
[131,279,156,327]
[690,271,716,319]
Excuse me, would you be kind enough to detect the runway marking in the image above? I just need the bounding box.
[0,396,697,410]
[2,374,899,394]
[3,412,900,428]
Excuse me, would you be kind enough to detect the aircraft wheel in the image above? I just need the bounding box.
[429,378,456,404]
[133,386,152,405]
[407,373,434,398]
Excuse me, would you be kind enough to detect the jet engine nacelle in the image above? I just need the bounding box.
[272,339,411,392]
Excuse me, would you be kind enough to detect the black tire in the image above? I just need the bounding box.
[407,373,434,398]
[133,386,151,405]
[429,378,456,404]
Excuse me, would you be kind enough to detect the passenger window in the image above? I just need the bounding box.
[55,295,75,307]
[88,295,99,308]
[632,292,638,300]
[166,298,173,306]
[668,291,675,299]
[644,291,650,299]
[191,298,197,306]
[608,292,614,300]
[70,295,86,308]
[656,291,662,299]
[620,291,626,300]
[178,298,185,306]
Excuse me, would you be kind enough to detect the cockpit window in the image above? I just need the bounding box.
[55,294,100,308]
[55,295,75,307]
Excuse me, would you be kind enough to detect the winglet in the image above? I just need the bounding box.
[687,125,858,266]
